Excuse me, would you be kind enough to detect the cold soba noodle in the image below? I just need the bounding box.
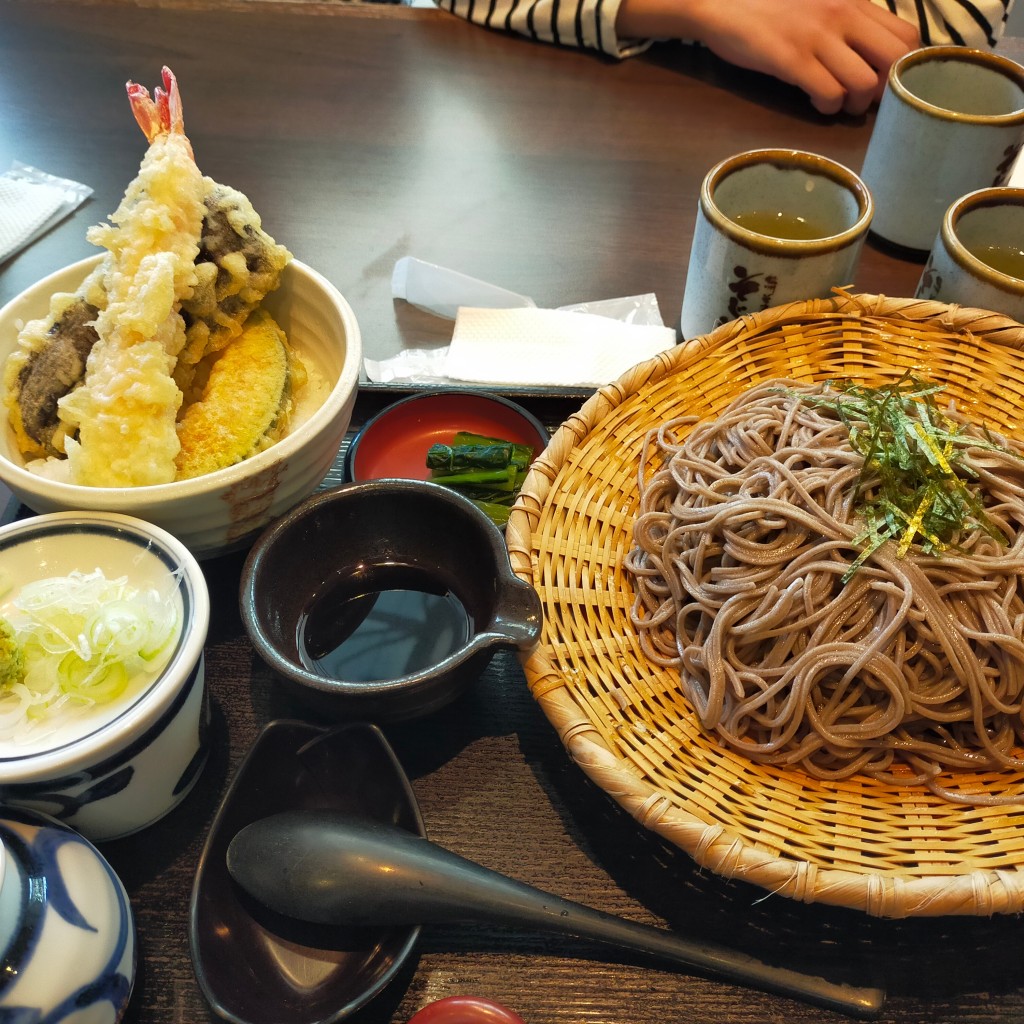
[626,379,1024,804]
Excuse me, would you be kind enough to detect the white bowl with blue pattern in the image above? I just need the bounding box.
[0,805,135,1022]
[0,511,210,841]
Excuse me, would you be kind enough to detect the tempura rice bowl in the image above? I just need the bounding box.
[0,256,362,560]
[0,511,210,842]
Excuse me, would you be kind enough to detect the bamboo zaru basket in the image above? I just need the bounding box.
[506,292,1024,919]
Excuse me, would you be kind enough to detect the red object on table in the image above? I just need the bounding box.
[407,995,527,1024]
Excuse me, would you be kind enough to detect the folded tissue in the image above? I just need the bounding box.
[369,256,678,388]
[445,306,676,388]
[0,163,93,265]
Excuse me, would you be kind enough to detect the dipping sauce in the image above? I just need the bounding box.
[297,565,473,681]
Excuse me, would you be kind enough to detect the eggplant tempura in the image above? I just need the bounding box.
[3,67,296,486]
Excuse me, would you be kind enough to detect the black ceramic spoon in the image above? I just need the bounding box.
[190,723,426,1024]
[226,809,885,1021]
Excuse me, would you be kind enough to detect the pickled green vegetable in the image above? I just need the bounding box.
[426,430,539,526]
[426,442,514,473]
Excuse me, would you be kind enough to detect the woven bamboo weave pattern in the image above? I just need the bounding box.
[507,292,1024,919]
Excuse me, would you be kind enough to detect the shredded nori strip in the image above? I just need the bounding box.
[790,372,1016,580]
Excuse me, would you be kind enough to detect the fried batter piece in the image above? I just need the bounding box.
[3,183,290,463]
[57,68,206,487]
[177,184,292,398]
[175,309,306,480]
[2,263,108,459]
[3,67,293,484]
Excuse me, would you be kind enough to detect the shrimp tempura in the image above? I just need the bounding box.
[58,67,208,487]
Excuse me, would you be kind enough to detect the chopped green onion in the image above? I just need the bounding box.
[0,568,182,740]
[790,372,1016,580]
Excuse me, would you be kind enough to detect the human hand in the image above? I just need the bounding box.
[616,0,921,115]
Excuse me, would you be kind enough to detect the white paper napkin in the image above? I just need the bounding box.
[0,163,93,264]
[392,255,535,319]
[444,307,677,388]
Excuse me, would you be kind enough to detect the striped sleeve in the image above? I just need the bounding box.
[881,0,1013,46]
[434,0,649,57]
[433,0,1015,60]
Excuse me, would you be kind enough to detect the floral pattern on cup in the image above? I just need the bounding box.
[994,140,1023,185]
[916,255,944,301]
[725,265,779,323]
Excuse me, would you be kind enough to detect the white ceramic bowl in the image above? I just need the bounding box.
[0,511,210,841]
[0,806,135,1022]
[0,256,362,560]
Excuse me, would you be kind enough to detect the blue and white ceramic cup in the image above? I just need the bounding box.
[916,186,1024,322]
[680,149,873,340]
[0,806,136,1023]
[0,512,211,842]
[861,46,1024,253]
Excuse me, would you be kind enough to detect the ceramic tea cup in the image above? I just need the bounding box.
[860,46,1024,254]
[679,149,873,339]
[916,187,1024,321]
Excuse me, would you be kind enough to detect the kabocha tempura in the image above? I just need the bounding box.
[3,67,298,487]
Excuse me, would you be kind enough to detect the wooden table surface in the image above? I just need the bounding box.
[3,3,1024,1023]
[2,0,984,394]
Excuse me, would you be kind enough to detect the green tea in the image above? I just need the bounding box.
[732,210,830,240]
[968,242,1024,281]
